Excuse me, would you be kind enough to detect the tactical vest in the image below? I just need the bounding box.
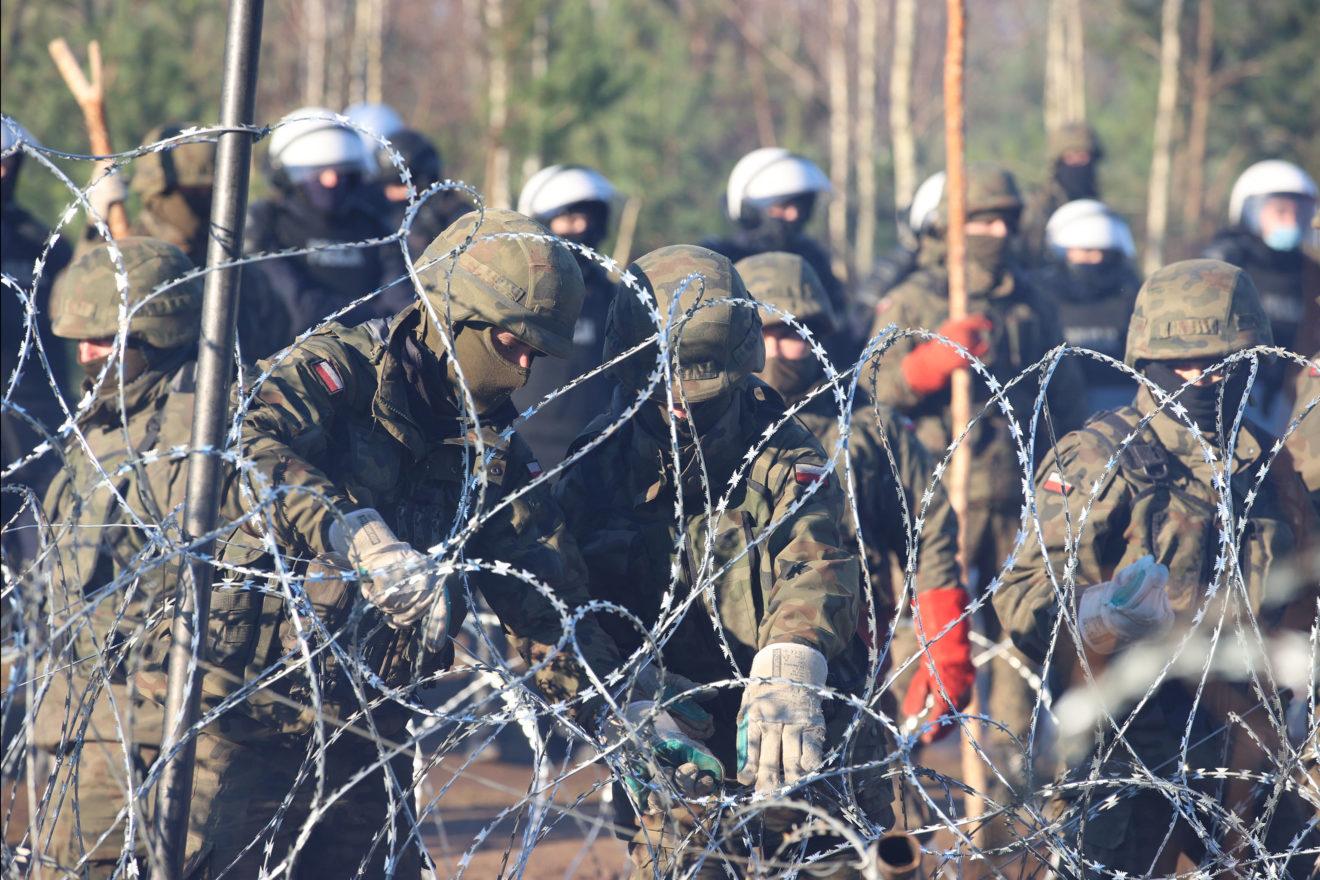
[197,321,536,738]
[36,360,197,750]
[1081,408,1299,620]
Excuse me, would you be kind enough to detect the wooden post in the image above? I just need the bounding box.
[943,0,990,849]
[1144,0,1185,275]
[47,39,130,240]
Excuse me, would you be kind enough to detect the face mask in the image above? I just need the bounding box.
[1054,160,1098,200]
[759,354,823,401]
[292,169,361,215]
[1145,360,1251,435]
[966,234,1011,291]
[1060,254,1127,303]
[1263,224,1303,252]
[447,324,530,414]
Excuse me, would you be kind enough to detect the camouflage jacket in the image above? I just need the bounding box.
[1288,358,1319,509]
[554,380,863,736]
[868,263,1089,506]
[791,390,961,616]
[37,353,197,747]
[996,385,1316,668]
[206,303,622,732]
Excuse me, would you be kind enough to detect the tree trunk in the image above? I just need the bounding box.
[1044,0,1065,138]
[483,0,511,209]
[1182,0,1214,241]
[366,0,385,105]
[348,0,372,105]
[854,0,879,273]
[826,0,852,282]
[1144,0,1184,275]
[889,0,918,214]
[1066,0,1087,122]
[304,0,327,106]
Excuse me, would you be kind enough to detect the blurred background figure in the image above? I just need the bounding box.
[1,116,72,562]
[702,148,851,354]
[246,106,407,335]
[514,163,618,465]
[1021,121,1106,265]
[1203,159,1317,426]
[1039,198,1141,415]
[131,123,290,360]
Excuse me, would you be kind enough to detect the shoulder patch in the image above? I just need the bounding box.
[1042,470,1073,495]
[527,460,543,479]
[311,359,345,395]
[795,462,831,487]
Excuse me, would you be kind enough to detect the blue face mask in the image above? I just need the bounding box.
[1263,224,1303,251]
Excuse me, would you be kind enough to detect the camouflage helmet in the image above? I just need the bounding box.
[1125,259,1272,367]
[131,124,216,198]
[605,244,764,403]
[932,162,1023,230]
[733,252,837,334]
[415,209,585,359]
[1049,121,1104,161]
[51,237,202,348]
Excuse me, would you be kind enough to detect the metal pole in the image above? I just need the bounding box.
[153,0,264,874]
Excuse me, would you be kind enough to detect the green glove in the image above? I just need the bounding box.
[603,701,724,800]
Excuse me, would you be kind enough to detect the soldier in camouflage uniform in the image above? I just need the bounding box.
[1019,122,1106,266]
[994,260,1318,877]
[130,123,292,361]
[34,238,203,875]
[556,245,889,879]
[868,163,1088,803]
[170,210,715,878]
[735,251,973,743]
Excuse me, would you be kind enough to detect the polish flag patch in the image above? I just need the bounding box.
[1042,470,1072,495]
[527,460,544,478]
[311,360,345,395]
[795,463,830,487]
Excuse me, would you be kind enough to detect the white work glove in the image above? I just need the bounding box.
[327,507,450,652]
[1078,555,1173,655]
[737,642,829,793]
[86,159,127,221]
[599,700,724,802]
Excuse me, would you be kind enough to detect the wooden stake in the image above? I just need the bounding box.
[47,38,130,239]
[943,0,990,851]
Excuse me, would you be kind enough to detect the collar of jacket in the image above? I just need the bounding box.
[82,346,191,427]
[1134,384,1266,475]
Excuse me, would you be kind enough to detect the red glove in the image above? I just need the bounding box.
[902,586,975,744]
[900,314,993,396]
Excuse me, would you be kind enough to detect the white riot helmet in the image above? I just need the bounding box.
[2,116,39,154]
[1046,199,1136,259]
[725,147,831,225]
[908,171,946,234]
[517,165,616,220]
[1228,160,1317,227]
[344,102,406,176]
[268,107,369,173]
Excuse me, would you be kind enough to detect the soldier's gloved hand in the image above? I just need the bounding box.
[327,507,451,652]
[902,586,976,743]
[901,314,993,396]
[1078,555,1173,655]
[86,159,127,221]
[737,643,828,793]
[599,700,724,801]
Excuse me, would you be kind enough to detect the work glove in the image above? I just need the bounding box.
[902,586,976,743]
[1078,555,1173,655]
[86,159,127,222]
[599,700,724,801]
[737,642,828,793]
[900,314,993,396]
[327,507,451,652]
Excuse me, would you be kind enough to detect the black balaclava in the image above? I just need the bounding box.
[288,166,363,215]
[1145,360,1252,435]
[744,194,817,251]
[1058,251,1129,303]
[1054,159,1098,201]
[550,200,611,252]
